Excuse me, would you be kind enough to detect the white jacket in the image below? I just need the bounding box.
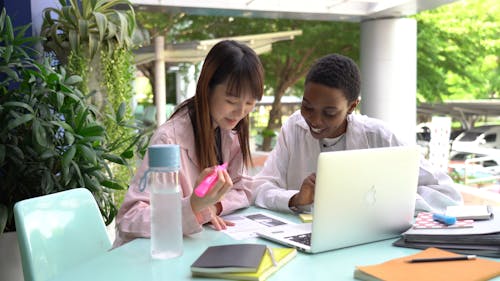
[253,111,463,214]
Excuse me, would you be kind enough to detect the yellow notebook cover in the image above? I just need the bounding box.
[298,213,313,223]
[354,247,500,281]
[192,247,297,281]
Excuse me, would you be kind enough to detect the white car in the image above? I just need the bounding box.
[451,125,500,151]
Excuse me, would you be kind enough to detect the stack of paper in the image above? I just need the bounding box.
[394,206,500,257]
[445,205,493,220]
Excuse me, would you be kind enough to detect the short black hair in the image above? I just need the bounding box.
[305,54,360,103]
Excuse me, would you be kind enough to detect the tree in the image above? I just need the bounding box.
[136,14,359,150]
[135,0,499,151]
[257,20,359,150]
[416,0,499,102]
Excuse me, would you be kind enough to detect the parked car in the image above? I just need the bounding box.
[451,125,500,151]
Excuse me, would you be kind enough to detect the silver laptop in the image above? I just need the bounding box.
[256,145,420,253]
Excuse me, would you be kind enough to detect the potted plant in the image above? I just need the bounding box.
[40,0,139,113]
[1,9,153,278]
[41,0,149,193]
[0,6,138,234]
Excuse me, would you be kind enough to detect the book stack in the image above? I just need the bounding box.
[191,243,297,281]
[394,206,500,257]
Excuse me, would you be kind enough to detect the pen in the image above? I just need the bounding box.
[267,247,278,266]
[408,255,476,263]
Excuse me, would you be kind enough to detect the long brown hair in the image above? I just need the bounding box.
[171,40,264,169]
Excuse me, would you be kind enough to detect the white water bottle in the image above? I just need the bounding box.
[140,144,182,259]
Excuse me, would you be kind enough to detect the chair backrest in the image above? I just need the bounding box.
[14,188,111,281]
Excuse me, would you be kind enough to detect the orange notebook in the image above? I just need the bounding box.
[354,247,500,281]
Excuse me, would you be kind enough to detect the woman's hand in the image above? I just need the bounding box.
[190,166,233,214]
[289,173,316,207]
[206,204,236,230]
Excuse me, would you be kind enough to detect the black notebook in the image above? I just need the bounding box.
[191,244,267,273]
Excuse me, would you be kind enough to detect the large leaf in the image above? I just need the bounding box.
[61,6,77,27]
[88,33,100,59]
[83,174,100,191]
[55,91,65,109]
[0,8,6,33]
[69,0,82,19]
[7,114,34,130]
[64,131,75,145]
[116,102,126,123]
[78,125,105,137]
[68,29,79,54]
[50,120,75,133]
[65,75,83,85]
[3,101,34,114]
[78,19,89,40]
[4,9,14,42]
[101,180,124,190]
[103,153,126,165]
[78,144,97,165]
[93,12,108,41]
[70,160,84,186]
[62,145,76,169]
[32,119,49,148]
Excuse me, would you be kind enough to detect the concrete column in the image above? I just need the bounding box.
[175,64,197,104]
[154,36,166,126]
[360,17,417,144]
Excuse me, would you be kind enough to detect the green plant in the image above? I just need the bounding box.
[41,0,148,195]
[42,0,139,112]
[0,8,138,233]
[41,0,136,64]
[259,128,277,138]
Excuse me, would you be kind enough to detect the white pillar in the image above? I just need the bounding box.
[30,0,59,36]
[154,36,166,126]
[175,64,197,105]
[360,18,417,144]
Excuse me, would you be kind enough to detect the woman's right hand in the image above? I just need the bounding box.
[289,173,316,207]
[190,166,233,214]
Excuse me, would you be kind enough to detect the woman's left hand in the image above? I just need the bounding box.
[207,204,235,230]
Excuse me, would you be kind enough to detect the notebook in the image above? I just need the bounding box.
[256,146,421,253]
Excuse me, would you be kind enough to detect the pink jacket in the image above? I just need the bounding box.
[113,108,253,247]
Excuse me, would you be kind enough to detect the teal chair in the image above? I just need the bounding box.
[14,188,111,281]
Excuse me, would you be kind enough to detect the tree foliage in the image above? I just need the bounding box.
[416,0,499,102]
[135,0,499,151]
[136,14,359,150]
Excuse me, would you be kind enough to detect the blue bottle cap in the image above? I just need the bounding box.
[148,144,180,169]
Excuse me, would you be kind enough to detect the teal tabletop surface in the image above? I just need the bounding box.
[50,207,500,281]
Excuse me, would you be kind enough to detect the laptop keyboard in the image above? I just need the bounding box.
[286,233,311,246]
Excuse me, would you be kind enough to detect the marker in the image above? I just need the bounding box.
[432,213,456,225]
[408,255,476,263]
[194,163,227,197]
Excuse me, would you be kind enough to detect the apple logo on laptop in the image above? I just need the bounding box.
[364,185,377,206]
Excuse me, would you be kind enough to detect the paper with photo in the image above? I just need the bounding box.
[220,212,297,240]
